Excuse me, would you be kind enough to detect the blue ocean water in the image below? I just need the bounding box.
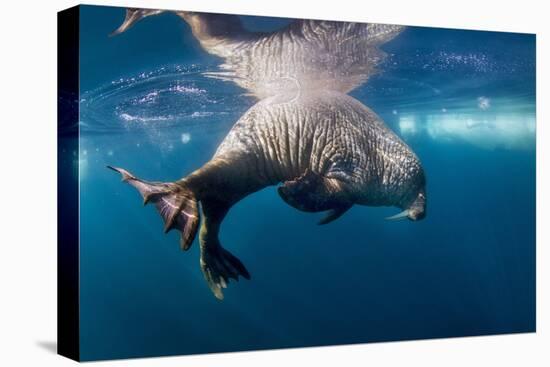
[76,5,535,361]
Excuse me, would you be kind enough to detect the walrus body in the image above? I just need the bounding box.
[110,91,426,299]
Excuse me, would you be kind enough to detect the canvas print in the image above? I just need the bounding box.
[57,5,536,361]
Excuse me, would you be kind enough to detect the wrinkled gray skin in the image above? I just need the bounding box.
[205,91,426,215]
[112,9,403,98]
[112,91,426,299]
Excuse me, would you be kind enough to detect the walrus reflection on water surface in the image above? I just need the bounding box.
[109,9,426,299]
[111,8,403,98]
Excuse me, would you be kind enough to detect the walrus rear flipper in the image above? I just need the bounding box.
[201,245,251,300]
[108,166,199,251]
[198,200,251,300]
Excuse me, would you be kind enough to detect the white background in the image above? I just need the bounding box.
[0,0,547,365]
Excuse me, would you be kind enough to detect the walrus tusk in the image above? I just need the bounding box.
[385,210,410,221]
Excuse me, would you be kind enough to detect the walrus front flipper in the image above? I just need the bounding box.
[278,169,351,214]
[318,204,353,225]
[108,166,199,250]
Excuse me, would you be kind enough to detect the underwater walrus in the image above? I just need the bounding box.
[109,91,427,299]
[111,8,403,98]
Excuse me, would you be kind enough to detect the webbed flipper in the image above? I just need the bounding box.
[108,166,199,250]
[198,199,250,300]
[277,169,351,214]
[318,204,353,225]
[201,244,251,300]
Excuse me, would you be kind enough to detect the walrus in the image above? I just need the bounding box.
[109,90,427,299]
[110,8,404,98]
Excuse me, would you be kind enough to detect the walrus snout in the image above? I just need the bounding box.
[407,191,426,221]
[386,191,426,221]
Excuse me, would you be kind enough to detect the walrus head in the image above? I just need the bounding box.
[386,190,427,221]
